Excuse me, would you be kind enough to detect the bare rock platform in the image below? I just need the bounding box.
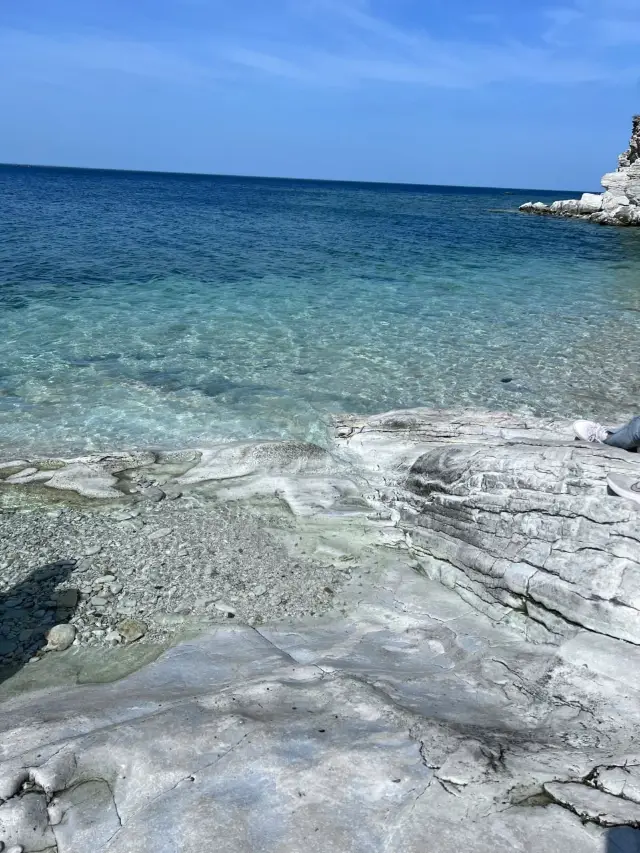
[2,409,640,852]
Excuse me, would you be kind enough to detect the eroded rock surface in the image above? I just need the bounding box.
[336,408,640,645]
[1,408,640,851]
[520,114,640,226]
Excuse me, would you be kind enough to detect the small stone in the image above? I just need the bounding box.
[110,582,123,594]
[117,619,147,643]
[45,624,76,652]
[83,545,102,556]
[54,559,77,569]
[55,589,79,609]
[89,596,108,607]
[194,597,216,610]
[139,486,165,503]
[148,527,172,541]
[252,585,267,597]
[95,574,116,584]
[112,509,140,522]
[4,597,22,608]
[214,602,236,616]
[105,630,121,644]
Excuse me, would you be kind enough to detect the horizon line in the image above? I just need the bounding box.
[0,161,594,196]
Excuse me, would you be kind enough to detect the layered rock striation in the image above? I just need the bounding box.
[3,410,640,851]
[520,114,640,226]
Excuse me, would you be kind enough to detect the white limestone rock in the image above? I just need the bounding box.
[521,114,640,226]
[2,408,640,850]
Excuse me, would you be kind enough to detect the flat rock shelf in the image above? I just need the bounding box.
[2,408,640,852]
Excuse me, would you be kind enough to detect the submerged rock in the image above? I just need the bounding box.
[521,114,640,226]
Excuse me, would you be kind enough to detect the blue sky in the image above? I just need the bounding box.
[1,0,639,188]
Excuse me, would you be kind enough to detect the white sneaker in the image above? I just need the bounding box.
[607,473,640,506]
[573,420,610,443]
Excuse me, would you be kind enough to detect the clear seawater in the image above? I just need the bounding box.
[1,165,640,456]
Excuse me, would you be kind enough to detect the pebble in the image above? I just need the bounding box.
[55,589,79,609]
[139,486,165,503]
[148,527,172,541]
[112,509,141,522]
[105,630,121,644]
[0,495,345,653]
[45,624,76,652]
[83,545,102,557]
[117,619,147,643]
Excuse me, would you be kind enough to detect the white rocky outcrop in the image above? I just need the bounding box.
[3,410,640,851]
[520,115,640,226]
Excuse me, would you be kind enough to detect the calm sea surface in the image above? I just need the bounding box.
[1,165,640,455]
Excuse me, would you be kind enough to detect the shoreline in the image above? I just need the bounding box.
[2,404,640,680]
[3,406,640,850]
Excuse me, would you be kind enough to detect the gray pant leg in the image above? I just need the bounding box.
[604,416,640,451]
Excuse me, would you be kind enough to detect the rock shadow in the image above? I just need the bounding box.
[607,827,640,853]
[0,559,77,684]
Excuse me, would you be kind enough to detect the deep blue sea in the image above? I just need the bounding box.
[1,165,640,455]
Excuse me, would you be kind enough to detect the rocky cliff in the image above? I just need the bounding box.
[520,114,640,226]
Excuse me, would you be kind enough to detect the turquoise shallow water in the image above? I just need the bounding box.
[1,165,640,455]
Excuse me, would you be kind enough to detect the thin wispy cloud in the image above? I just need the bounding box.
[219,0,635,88]
[1,0,639,91]
[544,0,640,46]
[0,28,220,85]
